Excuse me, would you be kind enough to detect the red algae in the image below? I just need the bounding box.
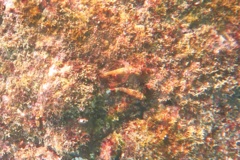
[0,0,239,159]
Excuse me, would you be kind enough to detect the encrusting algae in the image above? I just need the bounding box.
[0,0,239,159]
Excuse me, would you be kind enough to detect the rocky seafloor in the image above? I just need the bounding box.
[0,0,239,159]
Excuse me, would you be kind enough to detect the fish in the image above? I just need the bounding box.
[100,66,140,78]
[78,118,88,124]
[110,87,145,100]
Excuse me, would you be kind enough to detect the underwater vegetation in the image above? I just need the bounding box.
[0,0,239,159]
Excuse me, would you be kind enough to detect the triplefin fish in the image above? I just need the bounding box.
[100,66,140,78]
[110,87,146,100]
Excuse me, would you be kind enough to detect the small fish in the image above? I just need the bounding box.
[110,87,145,100]
[78,118,88,124]
[100,66,140,78]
